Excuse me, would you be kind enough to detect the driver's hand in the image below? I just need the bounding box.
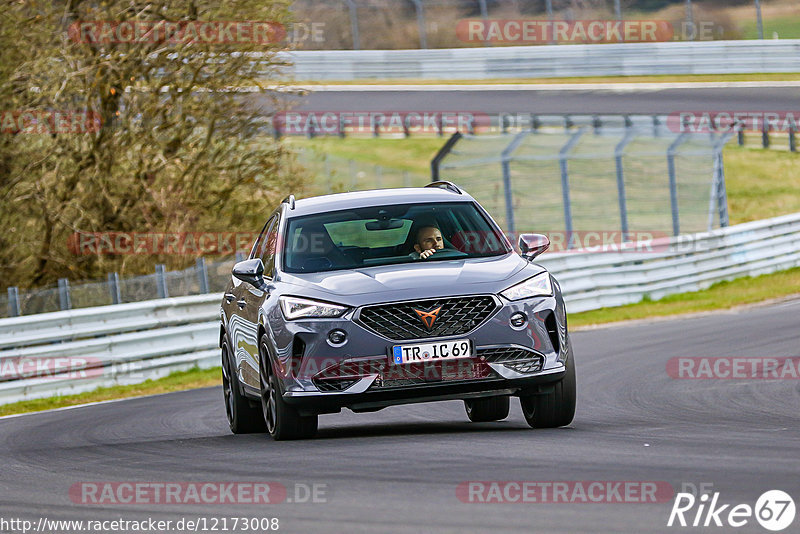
[420,248,436,259]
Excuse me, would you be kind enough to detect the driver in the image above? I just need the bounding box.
[410,225,444,260]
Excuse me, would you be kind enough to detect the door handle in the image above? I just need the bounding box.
[224,293,235,303]
[236,298,247,309]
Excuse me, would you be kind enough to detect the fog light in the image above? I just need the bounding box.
[510,312,527,328]
[328,329,347,345]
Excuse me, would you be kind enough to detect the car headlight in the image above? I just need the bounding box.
[501,272,553,301]
[279,296,347,320]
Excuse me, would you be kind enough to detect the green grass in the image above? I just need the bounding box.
[570,266,800,328]
[287,137,443,174]
[724,145,800,224]
[741,17,800,39]
[0,366,221,417]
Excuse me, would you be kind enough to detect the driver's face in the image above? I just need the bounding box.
[415,227,444,252]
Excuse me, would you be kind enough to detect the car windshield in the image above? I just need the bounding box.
[282,201,510,274]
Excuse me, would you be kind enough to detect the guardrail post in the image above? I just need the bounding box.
[58,278,72,311]
[667,133,689,236]
[156,264,169,299]
[196,257,210,294]
[108,272,121,304]
[430,132,462,181]
[344,0,360,50]
[7,286,20,317]
[592,115,602,135]
[559,129,586,246]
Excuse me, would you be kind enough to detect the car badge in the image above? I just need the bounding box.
[413,306,442,330]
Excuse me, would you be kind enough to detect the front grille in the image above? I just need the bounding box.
[357,296,498,341]
[479,346,544,374]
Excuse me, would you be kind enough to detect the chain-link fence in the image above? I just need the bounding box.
[290,0,772,50]
[433,115,734,239]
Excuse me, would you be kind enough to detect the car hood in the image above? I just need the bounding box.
[279,253,542,304]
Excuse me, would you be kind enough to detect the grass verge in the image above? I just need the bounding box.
[569,266,800,328]
[0,366,221,417]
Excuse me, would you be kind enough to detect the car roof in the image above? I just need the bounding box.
[287,187,476,218]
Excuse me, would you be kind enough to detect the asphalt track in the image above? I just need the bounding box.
[285,85,800,114]
[2,298,799,533]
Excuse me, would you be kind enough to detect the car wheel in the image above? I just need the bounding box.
[520,339,576,429]
[221,339,266,434]
[259,338,318,441]
[464,396,510,422]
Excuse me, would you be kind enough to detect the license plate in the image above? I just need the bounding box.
[391,339,473,365]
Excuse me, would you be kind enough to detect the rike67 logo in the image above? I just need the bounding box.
[668,490,796,531]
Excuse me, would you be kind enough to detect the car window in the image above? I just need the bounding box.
[257,216,279,278]
[283,202,509,274]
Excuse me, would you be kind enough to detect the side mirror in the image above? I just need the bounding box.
[232,258,265,287]
[518,234,550,260]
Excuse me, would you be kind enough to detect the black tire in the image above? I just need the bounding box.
[520,341,576,429]
[464,396,510,422]
[221,339,266,434]
[259,339,318,441]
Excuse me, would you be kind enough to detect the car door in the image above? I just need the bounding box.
[237,214,279,390]
[228,216,275,391]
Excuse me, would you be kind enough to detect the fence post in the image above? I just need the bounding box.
[58,278,72,311]
[762,124,770,148]
[559,129,586,247]
[338,114,347,138]
[685,0,694,41]
[500,131,530,236]
[196,257,210,294]
[666,133,689,236]
[592,115,602,135]
[478,0,489,46]
[156,264,169,299]
[323,154,332,193]
[344,0,360,50]
[7,286,20,317]
[652,115,662,137]
[615,128,636,241]
[430,132,462,181]
[108,272,121,304]
[790,121,797,152]
[349,159,358,189]
[755,0,764,39]
[545,0,555,44]
[411,0,427,49]
[737,128,745,146]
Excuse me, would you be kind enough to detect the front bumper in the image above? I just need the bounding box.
[264,291,569,413]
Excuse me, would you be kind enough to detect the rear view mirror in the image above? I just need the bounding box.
[365,219,405,231]
[518,234,550,260]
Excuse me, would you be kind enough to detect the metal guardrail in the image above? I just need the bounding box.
[286,40,800,80]
[1,210,799,405]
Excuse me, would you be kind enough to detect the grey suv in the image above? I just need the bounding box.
[219,182,576,440]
